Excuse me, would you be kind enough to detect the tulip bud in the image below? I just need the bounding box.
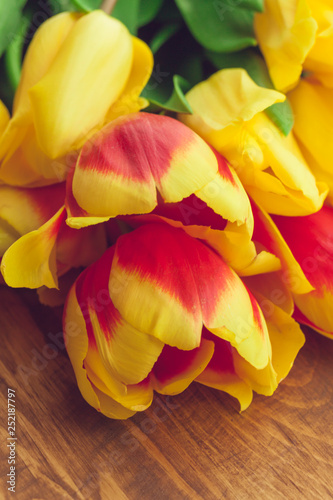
[0,11,153,186]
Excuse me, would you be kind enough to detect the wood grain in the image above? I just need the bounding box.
[1,286,333,500]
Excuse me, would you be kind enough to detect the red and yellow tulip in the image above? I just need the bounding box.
[0,10,153,187]
[63,223,304,418]
[250,202,333,338]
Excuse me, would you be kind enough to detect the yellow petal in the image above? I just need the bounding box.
[195,331,254,411]
[106,36,153,121]
[0,100,9,135]
[63,282,105,412]
[1,207,65,288]
[251,201,313,294]
[0,183,65,258]
[289,79,333,198]
[29,11,133,158]
[181,68,285,149]
[0,13,79,165]
[304,0,333,82]
[254,0,317,91]
[247,291,305,383]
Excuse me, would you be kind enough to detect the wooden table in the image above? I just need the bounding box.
[1,286,332,499]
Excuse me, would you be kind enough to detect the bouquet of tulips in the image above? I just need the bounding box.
[0,0,332,419]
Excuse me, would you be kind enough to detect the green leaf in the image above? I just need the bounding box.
[174,0,259,53]
[138,0,164,27]
[111,0,140,34]
[229,0,264,11]
[163,75,193,113]
[142,75,193,114]
[70,0,102,12]
[207,49,294,135]
[0,1,23,58]
[150,22,181,54]
[4,10,31,91]
[266,102,294,136]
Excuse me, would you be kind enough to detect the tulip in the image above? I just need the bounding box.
[0,11,153,186]
[180,69,327,216]
[255,0,333,91]
[65,111,280,276]
[273,207,333,338]
[303,0,333,87]
[66,112,219,225]
[63,222,304,418]
[250,201,333,338]
[254,0,317,92]
[0,184,106,289]
[288,79,333,205]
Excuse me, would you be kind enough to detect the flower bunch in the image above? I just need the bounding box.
[0,0,332,419]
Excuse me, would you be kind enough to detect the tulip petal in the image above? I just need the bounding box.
[65,168,110,228]
[109,224,204,350]
[72,113,218,218]
[243,113,327,215]
[1,207,66,288]
[243,272,294,315]
[64,264,151,417]
[252,201,314,294]
[247,292,305,383]
[264,300,305,380]
[273,207,333,335]
[205,283,271,370]
[196,149,252,227]
[75,250,164,386]
[304,0,333,82]
[254,0,317,91]
[151,339,214,395]
[89,382,136,419]
[0,13,79,168]
[0,183,65,242]
[56,210,107,276]
[293,307,333,338]
[181,68,285,149]
[0,100,9,134]
[196,331,253,411]
[93,379,153,414]
[63,284,103,411]
[289,79,333,197]
[29,11,133,158]
[106,36,153,121]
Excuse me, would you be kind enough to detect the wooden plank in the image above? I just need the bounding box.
[0,287,332,499]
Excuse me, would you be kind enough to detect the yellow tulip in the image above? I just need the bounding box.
[255,0,333,91]
[0,11,153,187]
[180,69,327,216]
[288,78,333,205]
